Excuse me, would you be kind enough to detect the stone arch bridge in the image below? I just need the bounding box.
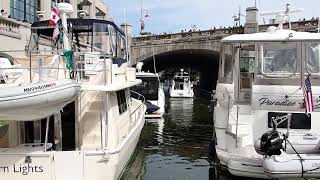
[130,19,319,90]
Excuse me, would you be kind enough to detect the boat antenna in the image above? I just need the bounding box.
[140,0,144,35]
[232,6,244,27]
[152,45,160,81]
[124,8,129,61]
[260,3,303,30]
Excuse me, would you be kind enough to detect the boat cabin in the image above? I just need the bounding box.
[132,73,160,101]
[217,27,320,142]
[0,18,141,152]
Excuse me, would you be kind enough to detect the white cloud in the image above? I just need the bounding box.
[106,0,320,35]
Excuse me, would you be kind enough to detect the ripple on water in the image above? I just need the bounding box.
[121,97,216,180]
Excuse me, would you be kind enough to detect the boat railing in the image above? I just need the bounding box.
[73,52,117,87]
[0,49,132,88]
[129,90,146,126]
[224,88,240,148]
[0,50,71,84]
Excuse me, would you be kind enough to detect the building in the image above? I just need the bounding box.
[0,0,110,58]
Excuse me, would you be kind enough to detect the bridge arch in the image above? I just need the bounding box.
[139,49,220,91]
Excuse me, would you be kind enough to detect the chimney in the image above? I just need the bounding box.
[244,7,259,33]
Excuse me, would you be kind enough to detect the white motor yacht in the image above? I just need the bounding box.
[0,3,146,180]
[213,5,320,179]
[170,69,194,98]
[132,63,165,118]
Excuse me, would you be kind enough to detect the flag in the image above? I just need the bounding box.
[52,26,60,39]
[144,10,149,18]
[303,76,314,113]
[49,7,60,26]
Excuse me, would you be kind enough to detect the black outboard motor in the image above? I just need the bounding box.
[260,129,283,156]
[256,120,283,156]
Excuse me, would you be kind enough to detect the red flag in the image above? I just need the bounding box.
[49,7,60,26]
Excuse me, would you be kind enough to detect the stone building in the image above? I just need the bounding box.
[0,0,110,58]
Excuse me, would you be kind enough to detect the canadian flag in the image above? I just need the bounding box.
[49,7,60,26]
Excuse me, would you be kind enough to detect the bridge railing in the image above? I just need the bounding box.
[132,18,320,44]
[132,26,244,44]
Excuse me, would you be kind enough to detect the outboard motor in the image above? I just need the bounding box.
[260,130,283,156]
[255,121,283,156]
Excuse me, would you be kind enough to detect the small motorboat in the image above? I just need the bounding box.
[263,152,320,178]
[132,62,166,118]
[0,79,81,121]
[170,68,194,98]
[254,114,320,179]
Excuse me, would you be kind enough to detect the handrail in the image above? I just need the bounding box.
[129,90,145,116]
[224,88,239,147]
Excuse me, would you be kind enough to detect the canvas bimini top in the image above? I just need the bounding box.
[221,27,320,43]
[31,18,125,36]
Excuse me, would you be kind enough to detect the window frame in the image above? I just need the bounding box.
[116,90,128,114]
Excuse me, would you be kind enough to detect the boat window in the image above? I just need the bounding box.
[237,45,254,104]
[0,121,9,148]
[218,44,234,83]
[258,42,297,77]
[117,90,128,114]
[306,42,320,75]
[92,23,109,54]
[174,83,183,90]
[131,77,159,100]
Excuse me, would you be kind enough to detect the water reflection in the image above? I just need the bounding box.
[122,97,215,180]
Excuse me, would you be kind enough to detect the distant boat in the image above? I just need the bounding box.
[170,69,194,98]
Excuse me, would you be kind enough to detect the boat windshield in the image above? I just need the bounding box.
[306,42,320,75]
[218,44,234,83]
[258,42,297,77]
[70,21,127,58]
[31,19,127,59]
[174,76,189,82]
[131,77,159,100]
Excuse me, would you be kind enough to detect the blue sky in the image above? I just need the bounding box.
[105,0,320,36]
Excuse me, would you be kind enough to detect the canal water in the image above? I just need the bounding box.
[121,97,229,180]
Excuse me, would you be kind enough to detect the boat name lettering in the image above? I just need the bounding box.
[0,164,44,175]
[24,83,56,93]
[312,163,320,167]
[259,98,296,107]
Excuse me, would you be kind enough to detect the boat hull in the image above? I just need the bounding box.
[0,106,145,180]
[263,153,320,178]
[169,89,194,98]
[0,79,81,121]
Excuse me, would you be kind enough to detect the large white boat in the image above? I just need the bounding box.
[132,63,165,118]
[213,6,320,179]
[170,69,194,98]
[0,3,146,180]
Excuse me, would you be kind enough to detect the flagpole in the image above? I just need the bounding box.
[124,8,129,61]
[140,0,143,34]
